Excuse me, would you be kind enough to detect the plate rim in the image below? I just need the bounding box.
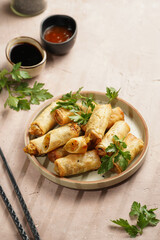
[24,91,149,189]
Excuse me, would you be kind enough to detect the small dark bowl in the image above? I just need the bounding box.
[41,14,77,55]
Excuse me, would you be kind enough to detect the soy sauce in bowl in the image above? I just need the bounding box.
[10,43,43,66]
[6,36,47,77]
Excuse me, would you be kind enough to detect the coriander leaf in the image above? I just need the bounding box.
[111,202,160,238]
[121,150,131,161]
[117,154,129,171]
[52,87,95,125]
[130,201,141,217]
[98,155,114,174]
[137,214,149,230]
[0,69,9,91]
[61,87,83,100]
[0,63,53,111]
[69,112,92,125]
[19,70,31,79]
[98,135,131,174]
[4,95,19,109]
[12,62,21,71]
[111,219,139,238]
[149,218,160,226]
[113,135,127,148]
[81,94,95,112]
[30,82,53,105]
[17,99,30,110]
[106,87,120,103]
[69,112,82,123]
[10,70,22,82]
[105,143,117,153]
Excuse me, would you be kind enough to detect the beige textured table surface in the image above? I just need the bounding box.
[0,0,160,239]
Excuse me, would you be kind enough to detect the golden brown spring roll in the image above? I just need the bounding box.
[54,108,73,125]
[29,101,57,136]
[47,147,68,162]
[85,104,112,144]
[54,150,101,177]
[64,136,90,154]
[24,123,80,155]
[24,135,45,155]
[96,120,130,156]
[113,133,144,173]
[107,107,124,129]
[81,106,124,132]
[43,123,81,153]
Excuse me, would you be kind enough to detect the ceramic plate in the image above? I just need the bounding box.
[24,91,149,190]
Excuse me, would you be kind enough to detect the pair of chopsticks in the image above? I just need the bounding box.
[0,147,41,240]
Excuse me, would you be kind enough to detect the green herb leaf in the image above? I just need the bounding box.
[98,135,131,174]
[52,87,95,125]
[106,87,120,103]
[4,95,19,109]
[111,219,140,238]
[111,202,160,238]
[69,112,92,125]
[129,201,141,217]
[98,155,114,174]
[0,63,53,111]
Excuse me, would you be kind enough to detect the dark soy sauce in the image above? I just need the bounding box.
[10,43,43,66]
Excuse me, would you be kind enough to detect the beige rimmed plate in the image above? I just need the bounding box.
[24,91,149,190]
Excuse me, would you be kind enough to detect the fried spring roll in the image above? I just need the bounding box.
[113,133,144,173]
[96,120,130,156]
[24,135,45,155]
[85,104,112,144]
[43,123,81,153]
[47,147,68,162]
[64,136,90,154]
[54,108,73,125]
[54,150,101,177]
[29,101,57,136]
[24,123,80,155]
[107,107,124,129]
[82,106,124,132]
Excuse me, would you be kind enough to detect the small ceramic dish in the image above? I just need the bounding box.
[6,36,47,78]
[40,14,77,55]
[24,91,149,190]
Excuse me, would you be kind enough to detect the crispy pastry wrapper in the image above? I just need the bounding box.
[53,108,73,125]
[64,136,90,154]
[113,133,144,173]
[96,120,130,156]
[43,123,81,153]
[82,106,124,132]
[54,150,101,177]
[47,147,68,162]
[29,101,57,136]
[24,123,80,155]
[24,135,45,155]
[107,107,124,129]
[85,104,112,144]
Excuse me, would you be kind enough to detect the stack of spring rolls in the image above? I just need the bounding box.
[24,100,144,177]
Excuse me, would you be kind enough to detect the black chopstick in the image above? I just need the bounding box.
[0,185,29,240]
[0,147,41,240]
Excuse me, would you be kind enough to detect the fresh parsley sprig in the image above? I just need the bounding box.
[0,63,53,111]
[106,87,120,103]
[111,201,160,238]
[52,87,96,125]
[98,135,131,174]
